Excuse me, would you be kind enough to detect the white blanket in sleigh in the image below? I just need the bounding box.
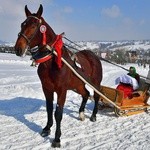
[115,74,139,90]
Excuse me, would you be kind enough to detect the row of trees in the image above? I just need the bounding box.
[94,48,150,65]
[0,46,15,54]
[1,45,150,66]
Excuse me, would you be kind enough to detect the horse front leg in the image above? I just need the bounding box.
[41,91,54,137]
[52,89,67,148]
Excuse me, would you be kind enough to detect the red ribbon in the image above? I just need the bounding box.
[40,25,47,45]
[42,32,46,45]
[52,35,63,68]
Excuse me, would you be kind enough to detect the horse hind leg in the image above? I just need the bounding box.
[90,92,100,122]
[78,86,90,121]
[79,97,88,121]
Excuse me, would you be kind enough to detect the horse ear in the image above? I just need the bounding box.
[37,4,43,18]
[25,5,31,17]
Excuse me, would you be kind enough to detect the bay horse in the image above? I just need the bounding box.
[14,4,102,148]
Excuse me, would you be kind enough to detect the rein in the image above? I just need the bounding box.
[63,36,149,80]
[20,15,149,81]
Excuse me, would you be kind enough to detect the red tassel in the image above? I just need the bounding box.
[40,25,47,45]
[42,32,46,45]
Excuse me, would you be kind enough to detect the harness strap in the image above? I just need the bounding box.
[19,33,30,44]
[28,16,42,23]
[63,36,150,80]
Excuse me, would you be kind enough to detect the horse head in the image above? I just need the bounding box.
[15,4,55,57]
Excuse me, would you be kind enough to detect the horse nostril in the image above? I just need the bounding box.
[16,51,20,56]
[15,47,22,56]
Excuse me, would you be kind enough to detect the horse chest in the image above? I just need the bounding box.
[37,63,54,86]
[37,63,70,90]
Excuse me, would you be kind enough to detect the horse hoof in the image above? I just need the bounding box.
[40,129,50,137]
[79,112,85,121]
[51,140,61,148]
[90,116,96,122]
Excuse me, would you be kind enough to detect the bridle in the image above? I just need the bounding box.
[18,16,42,49]
[17,15,64,66]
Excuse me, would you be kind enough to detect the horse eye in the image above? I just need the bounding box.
[23,22,27,26]
[31,24,36,29]
[21,22,26,28]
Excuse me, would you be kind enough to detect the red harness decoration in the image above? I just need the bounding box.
[32,33,63,67]
[52,34,63,68]
[40,25,47,45]
[34,55,52,64]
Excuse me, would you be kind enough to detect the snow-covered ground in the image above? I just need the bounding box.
[0,53,150,150]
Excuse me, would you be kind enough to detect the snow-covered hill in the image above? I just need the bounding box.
[0,40,14,47]
[0,53,150,149]
[66,40,150,52]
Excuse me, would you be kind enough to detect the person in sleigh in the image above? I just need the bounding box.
[115,66,140,98]
[127,66,140,84]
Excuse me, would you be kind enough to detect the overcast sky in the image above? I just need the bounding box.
[0,0,150,42]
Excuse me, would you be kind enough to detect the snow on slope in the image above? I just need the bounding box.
[74,40,150,51]
[0,53,150,150]
[117,41,150,51]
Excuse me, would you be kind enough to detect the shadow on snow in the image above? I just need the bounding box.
[0,96,114,136]
[0,97,45,133]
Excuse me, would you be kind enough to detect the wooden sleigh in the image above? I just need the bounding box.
[99,73,150,116]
